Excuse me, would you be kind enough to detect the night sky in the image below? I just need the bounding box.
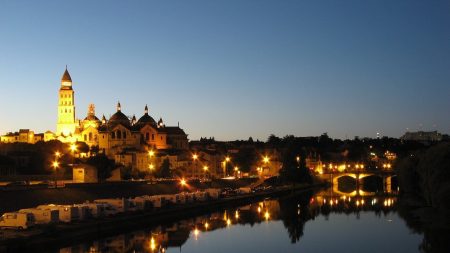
[1,0,449,140]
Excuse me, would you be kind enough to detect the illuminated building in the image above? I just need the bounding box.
[1,67,189,160]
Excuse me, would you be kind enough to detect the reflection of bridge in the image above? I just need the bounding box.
[318,171,396,197]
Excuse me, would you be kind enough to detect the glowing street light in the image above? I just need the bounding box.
[204,222,209,230]
[55,151,61,158]
[192,154,198,178]
[223,156,231,177]
[263,156,270,164]
[52,161,59,170]
[180,178,187,187]
[203,165,209,180]
[52,160,59,189]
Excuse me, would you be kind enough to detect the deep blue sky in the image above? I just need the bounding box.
[1,0,449,140]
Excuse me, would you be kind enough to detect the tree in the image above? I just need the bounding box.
[234,148,257,173]
[279,147,312,184]
[86,154,115,182]
[156,158,172,178]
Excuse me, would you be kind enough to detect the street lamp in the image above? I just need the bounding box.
[180,178,187,187]
[223,156,230,177]
[70,143,77,165]
[203,165,208,180]
[192,154,198,178]
[52,160,59,188]
[148,150,155,180]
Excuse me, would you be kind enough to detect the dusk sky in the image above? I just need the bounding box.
[1,0,449,141]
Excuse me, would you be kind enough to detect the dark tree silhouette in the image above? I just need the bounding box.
[86,154,115,182]
[156,158,172,178]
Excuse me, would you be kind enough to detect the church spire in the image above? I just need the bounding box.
[61,66,72,82]
[117,101,121,112]
[144,104,148,114]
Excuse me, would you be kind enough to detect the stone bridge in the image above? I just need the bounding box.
[318,172,396,197]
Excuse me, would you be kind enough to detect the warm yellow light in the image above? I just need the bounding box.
[264,211,270,220]
[180,178,186,186]
[193,154,198,160]
[257,206,261,213]
[150,237,156,251]
[52,161,59,169]
[225,157,230,162]
[204,222,209,229]
[263,156,270,163]
[234,166,239,171]
[296,156,300,162]
[55,151,61,157]
[148,150,155,157]
[194,228,199,237]
[226,219,231,226]
[203,166,208,171]
[235,210,239,219]
[149,164,154,170]
[70,144,77,152]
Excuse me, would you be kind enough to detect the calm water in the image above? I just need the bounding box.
[57,190,431,253]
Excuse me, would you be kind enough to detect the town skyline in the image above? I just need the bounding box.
[1,1,449,140]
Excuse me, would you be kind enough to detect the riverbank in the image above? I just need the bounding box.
[0,178,257,214]
[0,183,322,252]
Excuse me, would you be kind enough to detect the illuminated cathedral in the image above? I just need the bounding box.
[54,67,189,155]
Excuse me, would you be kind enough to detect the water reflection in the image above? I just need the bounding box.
[58,188,406,253]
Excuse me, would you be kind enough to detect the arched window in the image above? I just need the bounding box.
[111,132,115,139]
[84,134,87,141]
[145,133,149,141]
[89,133,93,141]
[152,134,155,140]
[123,131,127,139]
[117,130,122,139]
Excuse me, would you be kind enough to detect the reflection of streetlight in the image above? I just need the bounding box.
[194,228,199,240]
[150,237,156,251]
[204,222,209,230]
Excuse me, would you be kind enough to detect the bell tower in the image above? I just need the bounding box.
[56,67,77,136]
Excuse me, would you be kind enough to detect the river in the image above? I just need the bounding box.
[49,187,443,253]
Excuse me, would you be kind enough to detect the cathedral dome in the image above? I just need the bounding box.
[108,102,131,127]
[137,105,156,126]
